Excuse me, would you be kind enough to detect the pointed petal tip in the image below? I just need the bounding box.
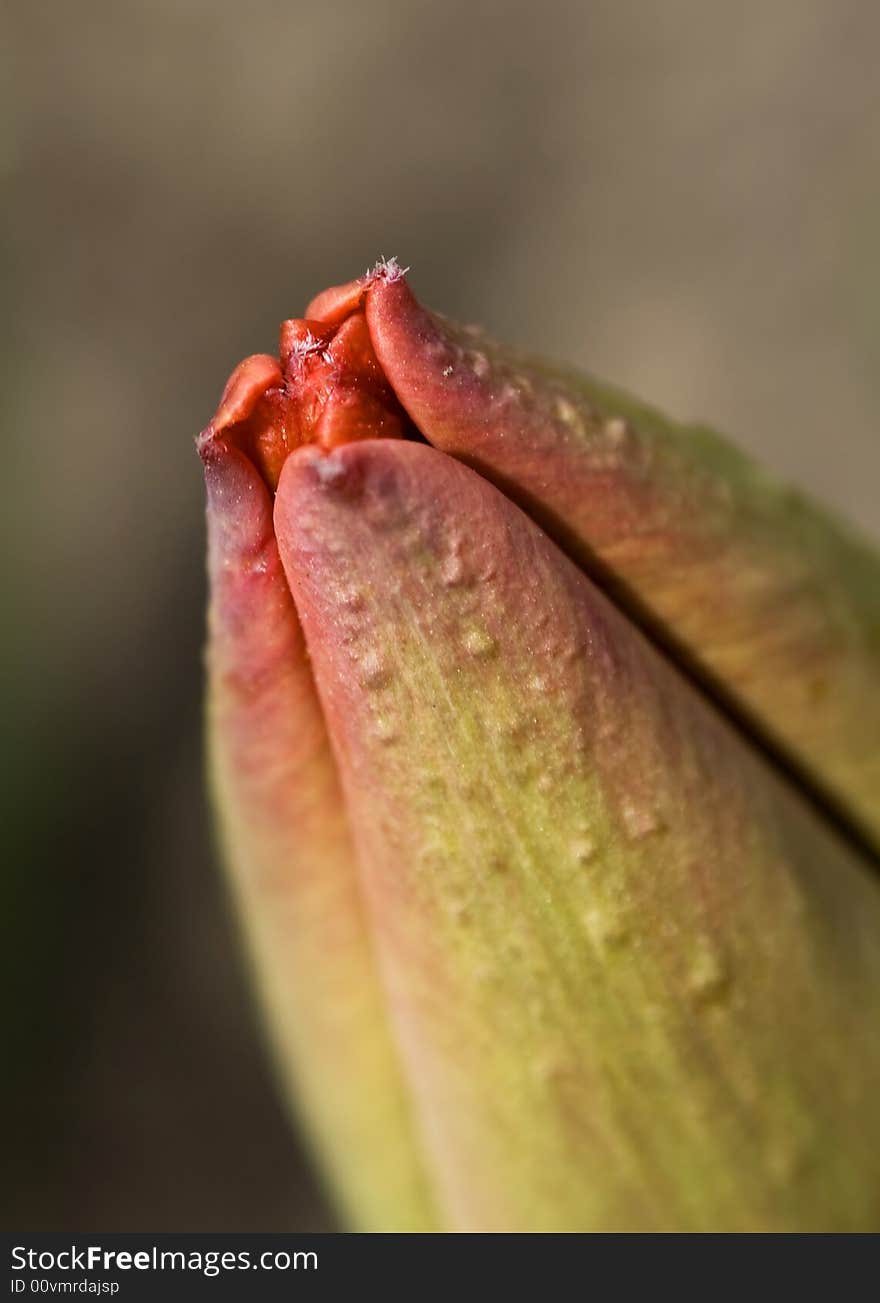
[365,273,479,442]
[273,440,470,610]
[202,437,277,583]
[275,431,440,515]
[365,260,421,325]
[276,439,365,504]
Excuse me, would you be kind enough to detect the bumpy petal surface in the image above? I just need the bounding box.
[363,277,880,848]
[275,437,880,1232]
[202,439,439,1231]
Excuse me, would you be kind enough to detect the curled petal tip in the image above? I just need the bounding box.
[203,353,284,447]
[305,256,409,324]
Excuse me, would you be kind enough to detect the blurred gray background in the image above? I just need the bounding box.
[3,0,879,1229]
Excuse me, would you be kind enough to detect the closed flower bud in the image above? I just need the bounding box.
[199,261,880,1231]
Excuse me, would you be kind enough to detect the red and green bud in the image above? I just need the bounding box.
[199,262,880,1231]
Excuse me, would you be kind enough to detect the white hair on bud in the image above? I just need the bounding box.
[287,330,326,361]
[366,255,410,284]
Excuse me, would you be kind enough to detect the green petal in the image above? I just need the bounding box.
[368,278,880,847]
[275,437,880,1232]
[203,441,440,1231]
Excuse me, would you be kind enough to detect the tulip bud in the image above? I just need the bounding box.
[200,262,880,1231]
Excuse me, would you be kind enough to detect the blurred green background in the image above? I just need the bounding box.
[4,0,879,1230]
